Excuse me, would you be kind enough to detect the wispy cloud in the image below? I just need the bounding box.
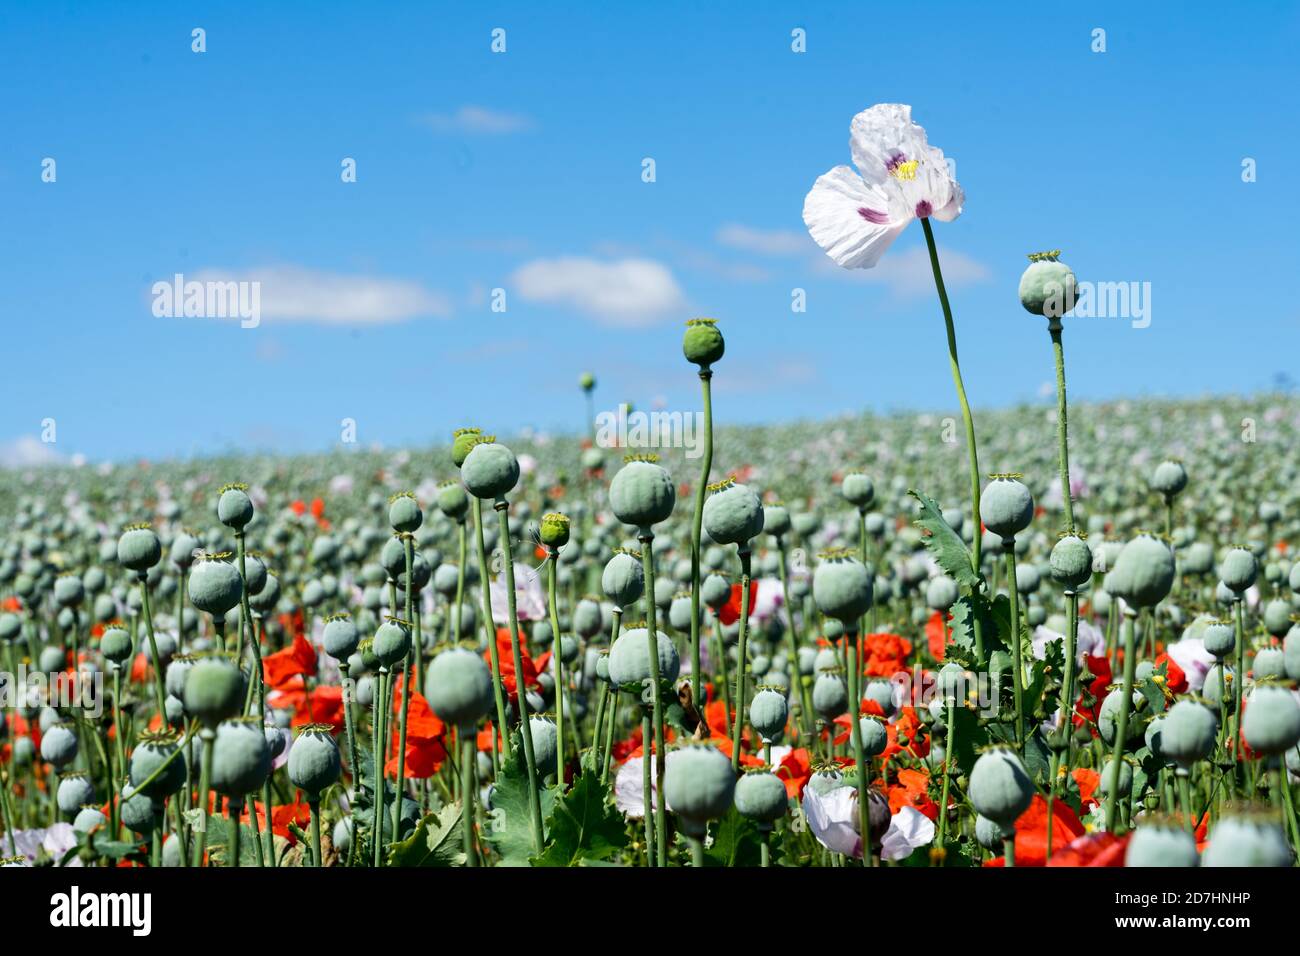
[810,245,991,297]
[415,106,536,135]
[716,224,813,257]
[510,257,685,327]
[0,435,62,469]
[191,266,452,324]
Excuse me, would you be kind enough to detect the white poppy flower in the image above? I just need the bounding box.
[803,104,963,270]
[801,784,862,858]
[880,805,936,861]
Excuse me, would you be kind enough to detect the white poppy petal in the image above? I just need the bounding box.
[803,166,906,270]
[881,805,936,861]
[802,785,863,857]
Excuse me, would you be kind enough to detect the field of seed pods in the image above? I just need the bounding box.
[3,104,1299,871]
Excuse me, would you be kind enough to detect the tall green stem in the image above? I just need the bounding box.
[730,549,754,773]
[638,531,668,867]
[1005,543,1025,753]
[460,729,478,865]
[1104,611,1141,833]
[137,574,168,719]
[777,540,812,739]
[471,499,509,774]
[688,369,714,712]
[546,553,568,775]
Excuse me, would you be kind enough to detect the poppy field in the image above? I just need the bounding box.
[3,99,1298,875]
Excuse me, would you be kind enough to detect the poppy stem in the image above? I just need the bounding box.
[1104,610,1141,833]
[777,539,813,740]
[845,626,871,867]
[688,368,714,715]
[471,498,509,776]
[546,551,567,777]
[641,709,655,866]
[461,728,478,866]
[193,728,214,867]
[1004,542,1025,754]
[731,549,754,774]
[137,573,168,720]
[393,536,415,835]
[638,530,668,867]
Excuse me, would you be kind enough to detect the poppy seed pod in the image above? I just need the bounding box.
[840,473,875,510]
[1203,621,1235,659]
[1126,821,1199,867]
[1149,460,1188,499]
[388,493,423,533]
[170,530,201,569]
[100,625,133,665]
[682,317,725,368]
[287,725,342,798]
[1263,601,1292,639]
[73,806,107,835]
[734,770,788,826]
[925,575,958,611]
[749,687,788,743]
[436,482,469,521]
[119,785,157,835]
[573,598,603,639]
[601,550,644,609]
[322,615,360,660]
[182,656,245,728]
[1160,699,1218,769]
[450,427,482,468]
[40,724,78,768]
[607,626,679,687]
[763,504,791,539]
[812,551,873,622]
[188,558,244,616]
[703,479,764,546]
[1254,646,1287,680]
[54,575,84,608]
[117,525,162,573]
[701,573,731,610]
[528,716,559,778]
[1098,687,1147,747]
[372,619,412,670]
[425,647,494,728]
[812,670,849,721]
[1050,534,1093,589]
[57,773,95,815]
[460,439,520,500]
[975,814,1014,850]
[968,747,1034,825]
[129,730,187,798]
[249,572,280,613]
[1108,534,1175,608]
[211,719,271,797]
[980,477,1033,542]
[1202,814,1292,867]
[1241,684,1300,756]
[1018,255,1077,318]
[664,744,736,835]
[1219,547,1258,593]
[860,716,888,756]
[217,485,255,531]
[540,512,571,549]
[609,457,676,530]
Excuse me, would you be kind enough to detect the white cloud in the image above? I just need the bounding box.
[0,436,62,469]
[416,106,536,135]
[811,245,991,297]
[192,266,451,325]
[510,257,685,327]
[716,224,812,257]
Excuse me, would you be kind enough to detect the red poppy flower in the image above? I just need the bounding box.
[982,795,1085,867]
[718,581,760,627]
[486,629,541,703]
[263,633,318,690]
[863,632,912,676]
[1072,767,1101,810]
[2,596,22,612]
[1153,652,1187,695]
[1047,831,1129,867]
[268,682,344,733]
[887,767,938,821]
[926,611,950,660]
[290,499,306,516]
[1075,654,1112,727]
[774,747,813,798]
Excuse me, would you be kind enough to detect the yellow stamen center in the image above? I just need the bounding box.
[890,160,919,180]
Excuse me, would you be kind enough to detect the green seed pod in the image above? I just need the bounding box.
[1203,621,1235,659]
[54,575,84,608]
[609,457,675,530]
[528,716,559,778]
[73,806,106,834]
[860,716,888,756]
[40,724,78,768]
[1160,699,1218,769]
[975,814,1014,850]
[129,730,187,798]
[1202,814,1291,867]
[1018,255,1077,318]
[925,576,958,611]
[388,492,423,533]
[1050,534,1093,589]
[969,746,1034,825]
[664,743,735,834]
[1263,600,1292,638]
[812,551,873,622]
[170,530,201,569]
[460,439,520,500]
[703,479,764,546]
[573,598,603,639]
[372,619,412,669]
[540,512,571,549]
[601,550,644,609]
[0,613,20,642]
[1241,684,1300,755]
[1108,534,1175,608]
[682,317,725,368]
[1219,547,1258,594]
[249,572,280,613]
[701,573,731,610]
[607,626,679,687]
[57,772,95,815]
[322,615,360,660]
[1285,626,1300,681]
[734,769,788,825]
[450,427,482,468]
[120,784,157,835]
[1202,664,1234,710]
[579,371,596,391]
[840,473,875,510]
[188,558,244,616]
[1149,460,1188,499]
[425,647,494,728]
[182,656,245,728]
[749,687,788,743]
[812,670,848,721]
[1125,820,1199,867]
[117,525,162,573]
[100,625,133,665]
[287,725,342,797]
[1098,687,1147,747]
[1254,646,1287,680]
[437,482,469,521]
[981,477,1034,543]
[217,485,255,531]
[1098,758,1134,798]
[211,718,271,796]
[763,504,791,539]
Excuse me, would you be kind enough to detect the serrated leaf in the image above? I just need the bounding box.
[948,592,1004,669]
[388,803,466,867]
[908,491,980,590]
[532,771,628,866]
[484,739,556,866]
[947,703,984,774]
[703,806,763,867]
[1022,729,1052,786]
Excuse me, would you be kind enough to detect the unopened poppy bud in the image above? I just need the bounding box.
[540,512,571,549]
[682,317,725,368]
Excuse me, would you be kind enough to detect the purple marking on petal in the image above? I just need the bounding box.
[884,153,909,174]
[914,200,933,219]
[858,206,891,224]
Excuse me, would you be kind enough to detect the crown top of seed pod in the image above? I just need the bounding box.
[139,729,180,746]
[382,615,414,628]
[987,472,1024,480]
[388,490,416,503]
[122,521,152,532]
[706,476,737,494]
[197,550,234,561]
[686,317,719,327]
[437,478,461,488]
[295,723,336,737]
[623,452,659,463]
[1026,250,1062,262]
[817,547,857,561]
[218,482,249,494]
[323,612,352,623]
[611,547,643,559]
[1057,529,1088,539]
[453,427,481,438]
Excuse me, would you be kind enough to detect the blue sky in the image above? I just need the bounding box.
[3,0,1298,465]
